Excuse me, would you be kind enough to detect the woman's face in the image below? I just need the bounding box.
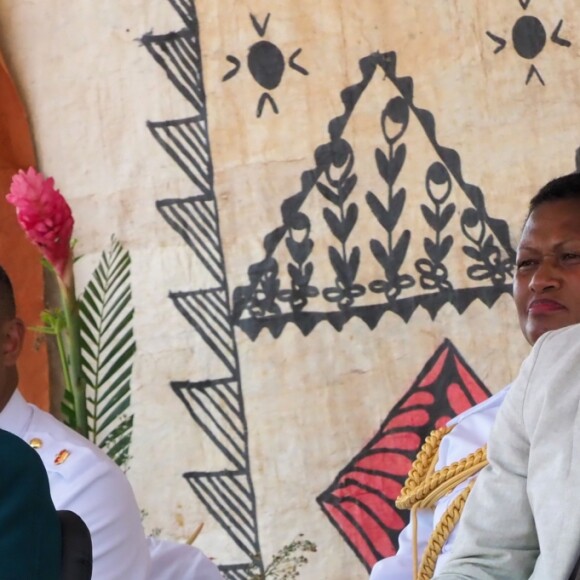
[514,197,580,345]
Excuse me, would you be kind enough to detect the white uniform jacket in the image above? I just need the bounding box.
[0,390,223,579]
[0,389,151,579]
[370,386,510,579]
[435,323,580,579]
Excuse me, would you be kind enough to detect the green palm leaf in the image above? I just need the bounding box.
[72,237,136,468]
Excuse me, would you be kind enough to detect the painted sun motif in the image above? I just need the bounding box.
[222,13,309,117]
[486,1,571,85]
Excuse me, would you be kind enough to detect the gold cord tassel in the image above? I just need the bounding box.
[416,480,476,579]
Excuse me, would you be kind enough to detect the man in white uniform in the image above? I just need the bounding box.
[0,266,222,579]
[372,171,580,579]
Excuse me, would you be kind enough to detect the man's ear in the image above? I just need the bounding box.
[1,318,24,366]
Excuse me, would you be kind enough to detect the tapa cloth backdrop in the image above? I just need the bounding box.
[0,1,578,577]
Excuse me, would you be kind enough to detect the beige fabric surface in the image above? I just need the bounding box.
[0,1,577,577]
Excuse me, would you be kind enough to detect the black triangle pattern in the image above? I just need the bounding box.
[148,117,212,196]
[158,198,224,284]
[170,290,237,373]
[169,0,200,32]
[141,0,264,575]
[183,471,259,558]
[173,380,247,470]
[141,28,204,112]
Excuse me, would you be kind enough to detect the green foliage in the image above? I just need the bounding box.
[62,237,136,468]
[248,534,317,579]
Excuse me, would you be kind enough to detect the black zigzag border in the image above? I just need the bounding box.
[141,1,262,577]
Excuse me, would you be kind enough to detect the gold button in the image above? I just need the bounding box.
[54,449,71,465]
[29,438,43,449]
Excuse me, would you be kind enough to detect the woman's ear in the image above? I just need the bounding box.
[1,318,24,366]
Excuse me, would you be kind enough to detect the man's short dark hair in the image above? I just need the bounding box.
[528,171,580,215]
[0,267,16,321]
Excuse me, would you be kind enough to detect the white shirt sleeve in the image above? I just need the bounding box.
[147,537,223,579]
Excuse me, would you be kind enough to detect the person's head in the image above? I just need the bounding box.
[0,267,23,404]
[514,172,580,345]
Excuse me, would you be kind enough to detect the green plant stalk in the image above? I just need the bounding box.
[53,320,74,403]
[58,276,88,436]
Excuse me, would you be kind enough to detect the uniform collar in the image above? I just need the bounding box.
[0,389,34,438]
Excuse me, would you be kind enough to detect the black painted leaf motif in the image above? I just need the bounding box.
[485,246,502,266]
[288,263,302,281]
[387,144,406,186]
[343,203,358,241]
[366,191,394,233]
[286,237,313,264]
[420,204,439,231]
[392,230,411,272]
[439,204,456,230]
[329,246,351,286]
[287,263,315,288]
[368,279,389,294]
[277,288,306,309]
[317,182,340,206]
[348,246,361,280]
[339,174,358,204]
[323,208,345,242]
[390,188,406,226]
[439,235,454,260]
[462,245,481,261]
[370,239,389,272]
[262,268,281,293]
[375,148,390,185]
[424,238,439,263]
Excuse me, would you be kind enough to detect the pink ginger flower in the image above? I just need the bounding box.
[6,167,74,280]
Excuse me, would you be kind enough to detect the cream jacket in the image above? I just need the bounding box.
[436,323,580,579]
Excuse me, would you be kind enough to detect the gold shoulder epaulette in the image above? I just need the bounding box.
[395,425,488,579]
[396,425,453,510]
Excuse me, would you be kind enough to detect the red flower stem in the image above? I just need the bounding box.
[58,275,88,437]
